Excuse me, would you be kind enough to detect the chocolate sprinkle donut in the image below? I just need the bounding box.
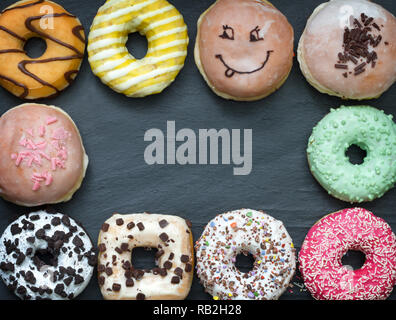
[0,210,96,300]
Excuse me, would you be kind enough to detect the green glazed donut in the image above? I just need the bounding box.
[307,106,396,203]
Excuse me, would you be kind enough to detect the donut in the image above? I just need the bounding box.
[194,0,294,101]
[97,213,194,300]
[0,103,88,206]
[195,209,296,300]
[299,208,396,300]
[0,210,96,300]
[298,0,396,100]
[307,105,396,203]
[87,0,188,98]
[0,0,86,100]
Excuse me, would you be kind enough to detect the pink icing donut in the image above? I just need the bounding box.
[299,208,396,300]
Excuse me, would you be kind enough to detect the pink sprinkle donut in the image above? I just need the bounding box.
[299,208,396,300]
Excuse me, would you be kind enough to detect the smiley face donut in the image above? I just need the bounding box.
[0,210,96,300]
[299,208,396,300]
[0,103,88,206]
[88,0,188,98]
[0,0,86,100]
[195,209,296,300]
[194,0,294,101]
[298,0,396,100]
[97,213,194,300]
[307,105,396,203]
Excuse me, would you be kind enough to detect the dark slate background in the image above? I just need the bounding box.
[0,0,395,300]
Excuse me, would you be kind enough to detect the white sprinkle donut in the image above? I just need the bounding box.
[299,208,396,300]
[98,213,194,300]
[0,210,96,300]
[88,0,188,98]
[195,209,296,300]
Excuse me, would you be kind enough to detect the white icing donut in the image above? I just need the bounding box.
[98,213,194,300]
[0,210,96,300]
[195,209,296,300]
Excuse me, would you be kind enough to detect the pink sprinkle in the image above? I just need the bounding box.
[39,125,45,137]
[36,140,47,149]
[27,157,34,167]
[46,116,58,125]
[26,128,34,137]
[10,153,17,160]
[45,173,53,186]
[27,139,37,150]
[19,138,27,147]
[15,155,23,166]
[32,181,40,191]
[51,157,57,171]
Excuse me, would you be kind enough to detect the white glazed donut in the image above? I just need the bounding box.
[97,213,194,300]
[195,209,296,300]
[0,210,96,300]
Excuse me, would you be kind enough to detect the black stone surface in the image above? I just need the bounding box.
[0,0,395,300]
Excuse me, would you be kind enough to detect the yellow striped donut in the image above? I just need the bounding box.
[88,0,188,97]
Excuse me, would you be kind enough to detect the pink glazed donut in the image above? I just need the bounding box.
[299,208,396,300]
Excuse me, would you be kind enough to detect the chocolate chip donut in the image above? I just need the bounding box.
[0,0,85,99]
[97,213,194,300]
[0,210,96,300]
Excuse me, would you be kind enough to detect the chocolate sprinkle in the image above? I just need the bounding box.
[159,219,169,228]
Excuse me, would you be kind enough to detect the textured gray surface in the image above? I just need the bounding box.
[0,0,395,300]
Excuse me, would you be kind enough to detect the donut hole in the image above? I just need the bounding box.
[126,32,148,60]
[341,250,366,270]
[235,251,255,273]
[345,144,367,165]
[33,249,57,267]
[131,247,158,271]
[23,37,47,59]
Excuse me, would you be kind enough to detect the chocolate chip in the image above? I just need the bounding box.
[35,229,45,239]
[159,268,168,277]
[29,215,40,221]
[185,263,193,273]
[64,277,73,286]
[98,276,105,286]
[185,219,192,228]
[101,223,109,232]
[116,218,124,226]
[43,224,51,230]
[171,276,180,284]
[98,243,106,252]
[98,264,105,273]
[159,233,169,242]
[181,255,190,263]
[105,267,113,276]
[72,236,84,248]
[159,219,169,228]
[126,278,134,287]
[163,261,172,270]
[155,249,165,259]
[120,243,129,251]
[61,216,71,227]
[24,271,36,285]
[133,269,144,280]
[10,224,22,235]
[137,222,145,231]
[174,267,183,278]
[168,253,174,260]
[54,283,65,297]
[136,293,145,300]
[115,247,122,254]
[122,261,131,270]
[112,283,121,292]
[16,253,25,265]
[127,222,135,230]
[16,286,27,295]
[51,217,61,226]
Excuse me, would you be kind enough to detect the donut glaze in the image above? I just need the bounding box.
[0,103,88,206]
[195,209,296,300]
[88,0,188,98]
[0,210,96,300]
[194,0,294,101]
[299,208,396,300]
[307,106,396,203]
[0,0,85,100]
[298,0,396,100]
[98,213,194,300]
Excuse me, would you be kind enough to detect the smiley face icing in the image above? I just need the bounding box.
[194,0,294,101]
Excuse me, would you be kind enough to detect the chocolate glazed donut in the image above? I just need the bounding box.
[0,0,86,100]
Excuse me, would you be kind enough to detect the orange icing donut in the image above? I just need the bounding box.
[0,0,85,99]
[0,103,88,206]
[194,0,294,101]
